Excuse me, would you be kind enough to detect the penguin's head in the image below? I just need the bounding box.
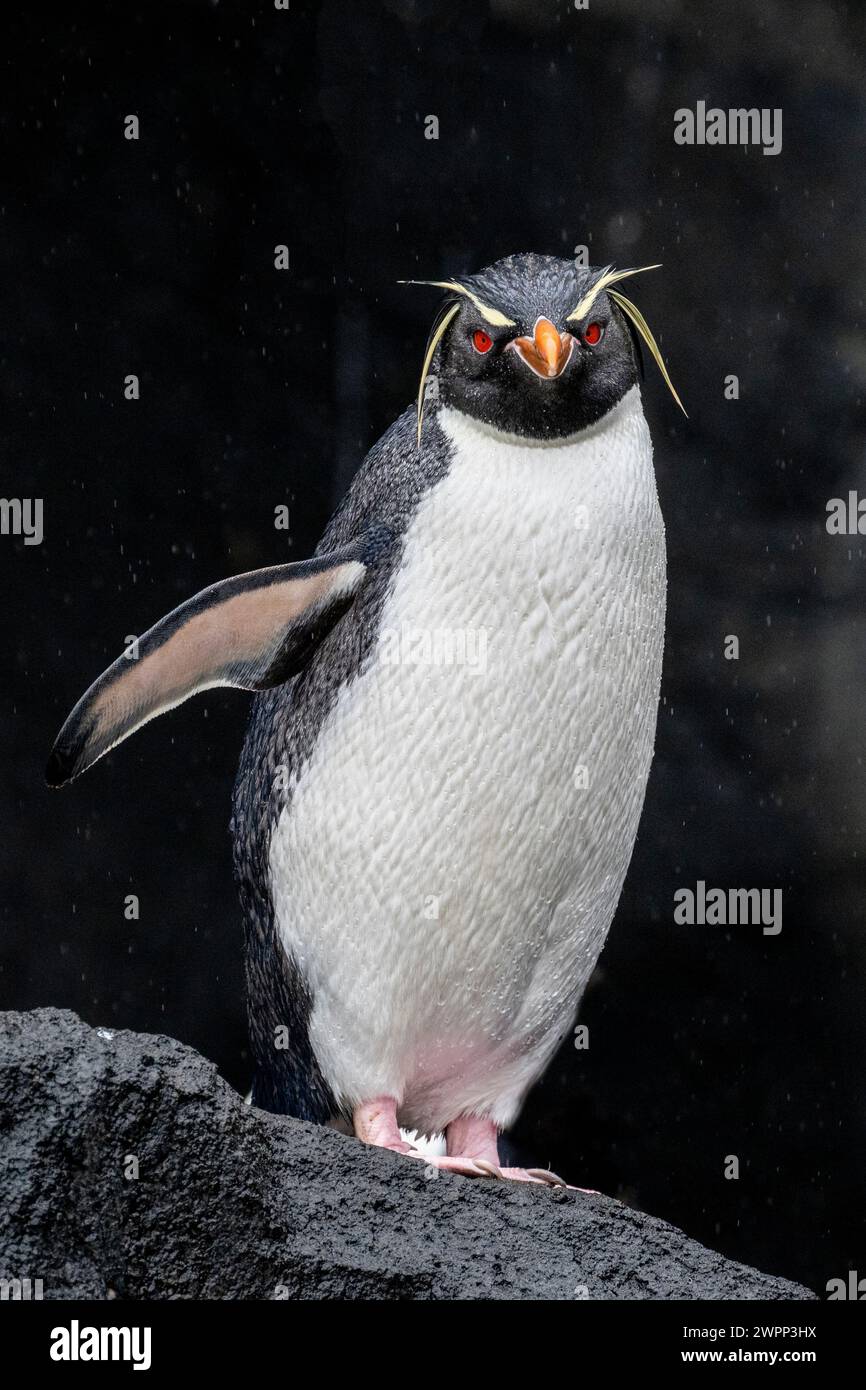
[406,252,684,442]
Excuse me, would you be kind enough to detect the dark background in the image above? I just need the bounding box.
[2,0,864,1296]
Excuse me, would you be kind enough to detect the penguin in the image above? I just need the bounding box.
[48,252,683,1185]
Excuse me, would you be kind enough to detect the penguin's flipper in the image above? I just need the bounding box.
[47,528,389,787]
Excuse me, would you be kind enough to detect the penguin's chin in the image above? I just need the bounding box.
[438,377,631,444]
[438,383,577,443]
[439,387,639,448]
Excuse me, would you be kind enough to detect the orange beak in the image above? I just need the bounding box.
[510,317,574,380]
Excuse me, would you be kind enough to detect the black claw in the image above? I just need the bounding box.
[525,1167,568,1188]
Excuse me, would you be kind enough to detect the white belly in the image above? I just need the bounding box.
[270,386,666,1133]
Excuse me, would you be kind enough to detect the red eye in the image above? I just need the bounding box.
[583,321,603,346]
[472,329,493,353]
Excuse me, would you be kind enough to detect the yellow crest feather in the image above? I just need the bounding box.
[400,279,516,328]
[607,288,687,417]
[566,264,662,323]
[414,302,460,444]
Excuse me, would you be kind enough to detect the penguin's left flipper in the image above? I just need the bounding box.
[46,524,392,787]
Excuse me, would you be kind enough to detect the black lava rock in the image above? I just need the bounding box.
[0,1009,814,1301]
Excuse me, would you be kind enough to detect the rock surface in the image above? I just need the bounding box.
[0,1010,814,1300]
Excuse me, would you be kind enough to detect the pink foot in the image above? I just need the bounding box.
[353,1096,415,1153]
[353,1097,490,1176]
[409,1153,493,1178]
[353,1099,596,1191]
[445,1113,595,1191]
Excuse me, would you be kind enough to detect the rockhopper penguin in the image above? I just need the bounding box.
[48,253,682,1185]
